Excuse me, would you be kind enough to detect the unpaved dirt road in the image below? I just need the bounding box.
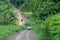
[7,30,37,40]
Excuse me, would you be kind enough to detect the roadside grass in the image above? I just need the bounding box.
[0,25,24,40]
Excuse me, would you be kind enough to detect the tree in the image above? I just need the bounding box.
[0,0,15,25]
[10,0,25,7]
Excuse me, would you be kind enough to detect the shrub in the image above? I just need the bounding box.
[31,20,46,40]
[0,25,23,40]
[45,13,60,40]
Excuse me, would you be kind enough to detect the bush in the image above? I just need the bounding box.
[32,13,60,40]
[0,25,23,40]
[0,1,16,25]
[45,13,60,40]
[31,20,46,40]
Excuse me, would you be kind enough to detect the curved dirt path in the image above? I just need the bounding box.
[7,30,37,40]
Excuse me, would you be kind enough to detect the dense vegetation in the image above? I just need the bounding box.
[0,0,60,40]
[45,13,60,40]
[0,25,23,40]
[0,0,16,25]
[18,0,60,40]
[0,0,24,40]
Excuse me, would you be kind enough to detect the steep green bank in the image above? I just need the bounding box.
[0,25,24,40]
[45,13,60,40]
[32,13,60,40]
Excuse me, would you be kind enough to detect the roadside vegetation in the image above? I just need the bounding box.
[0,0,25,40]
[0,25,23,40]
[45,13,60,40]
[0,0,60,40]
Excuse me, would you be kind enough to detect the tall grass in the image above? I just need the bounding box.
[0,25,23,40]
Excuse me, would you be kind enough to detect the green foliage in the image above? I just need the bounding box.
[32,13,60,40]
[32,20,46,40]
[19,0,33,11]
[32,0,60,20]
[0,25,23,40]
[10,0,25,7]
[45,13,60,40]
[19,0,60,20]
[0,1,16,25]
